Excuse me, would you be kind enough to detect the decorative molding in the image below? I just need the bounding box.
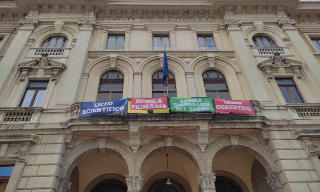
[278,20,297,30]
[198,173,216,190]
[266,172,283,191]
[0,133,39,144]
[126,174,143,191]
[78,20,96,31]
[129,123,141,152]
[257,53,302,80]
[293,129,320,139]
[19,19,39,30]
[224,20,242,32]
[197,124,209,152]
[18,54,66,83]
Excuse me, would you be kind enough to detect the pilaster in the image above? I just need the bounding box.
[126,174,143,192]
[133,72,142,98]
[185,72,197,97]
[124,28,131,50]
[198,173,216,192]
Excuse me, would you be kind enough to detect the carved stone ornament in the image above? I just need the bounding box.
[278,20,297,30]
[18,54,66,82]
[224,20,242,31]
[126,174,143,191]
[198,173,216,190]
[251,100,261,115]
[266,172,283,190]
[19,19,39,30]
[258,53,302,80]
[78,20,96,31]
[58,178,72,192]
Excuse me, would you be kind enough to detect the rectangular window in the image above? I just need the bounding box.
[311,38,320,51]
[197,35,216,50]
[107,35,125,50]
[153,35,170,50]
[0,165,14,192]
[20,81,48,107]
[276,78,304,103]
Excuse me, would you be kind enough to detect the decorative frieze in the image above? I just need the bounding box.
[126,174,143,192]
[19,19,39,30]
[198,173,216,190]
[278,20,297,30]
[266,172,283,191]
[78,20,96,31]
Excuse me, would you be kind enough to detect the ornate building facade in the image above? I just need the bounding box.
[0,0,320,192]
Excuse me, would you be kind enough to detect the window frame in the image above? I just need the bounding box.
[197,35,216,50]
[0,165,15,192]
[106,34,125,50]
[153,35,170,50]
[152,70,176,97]
[275,78,305,104]
[203,70,230,100]
[41,36,68,49]
[311,38,320,52]
[97,70,124,102]
[252,36,277,47]
[19,81,49,107]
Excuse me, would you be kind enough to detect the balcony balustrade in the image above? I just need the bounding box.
[0,108,43,123]
[287,104,320,119]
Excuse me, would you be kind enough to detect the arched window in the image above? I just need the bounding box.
[41,36,68,48]
[203,70,230,100]
[215,176,243,192]
[252,36,277,47]
[152,71,176,97]
[91,179,127,192]
[148,178,186,192]
[97,70,124,102]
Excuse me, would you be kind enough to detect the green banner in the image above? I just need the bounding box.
[170,97,214,113]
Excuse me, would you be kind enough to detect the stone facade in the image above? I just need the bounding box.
[0,0,320,192]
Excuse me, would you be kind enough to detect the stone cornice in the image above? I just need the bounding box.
[0,133,39,143]
[78,19,96,31]
[19,18,38,30]
[278,19,297,30]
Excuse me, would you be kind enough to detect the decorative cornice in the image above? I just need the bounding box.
[78,20,96,31]
[224,20,241,32]
[19,19,39,30]
[198,173,216,190]
[278,20,297,30]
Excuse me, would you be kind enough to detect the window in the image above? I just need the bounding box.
[20,81,48,107]
[0,165,14,192]
[42,36,68,48]
[153,35,170,50]
[98,70,123,102]
[311,38,320,51]
[276,78,304,103]
[215,176,243,192]
[198,35,216,50]
[252,36,277,47]
[107,35,125,50]
[152,71,176,97]
[203,70,230,100]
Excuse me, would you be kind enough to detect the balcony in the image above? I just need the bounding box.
[35,48,65,56]
[287,104,320,119]
[0,108,43,124]
[252,47,292,58]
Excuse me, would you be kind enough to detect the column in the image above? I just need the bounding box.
[198,173,216,192]
[169,28,176,50]
[225,20,272,102]
[133,72,142,98]
[185,72,197,97]
[0,19,38,100]
[126,174,143,192]
[278,20,320,85]
[124,28,131,50]
[56,20,95,105]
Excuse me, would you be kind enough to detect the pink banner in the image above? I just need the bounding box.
[214,99,255,115]
[130,97,168,110]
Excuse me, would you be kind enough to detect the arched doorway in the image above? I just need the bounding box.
[215,176,243,192]
[148,178,186,192]
[90,179,127,192]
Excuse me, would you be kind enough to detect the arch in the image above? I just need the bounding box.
[206,136,275,174]
[84,173,127,192]
[243,25,288,47]
[134,137,206,175]
[82,55,137,101]
[190,55,245,99]
[61,137,135,179]
[139,55,188,97]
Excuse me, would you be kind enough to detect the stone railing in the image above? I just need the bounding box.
[256,47,285,55]
[35,48,65,56]
[0,108,43,123]
[287,104,320,119]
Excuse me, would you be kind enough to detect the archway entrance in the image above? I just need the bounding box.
[148,178,186,192]
[215,176,243,192]
[91,179,127,192]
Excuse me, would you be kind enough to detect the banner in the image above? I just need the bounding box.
[170,97,214,113]
[128,97,169,114]
[79,99,127,117]
[213,99,255,115]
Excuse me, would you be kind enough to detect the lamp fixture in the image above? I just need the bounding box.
[166,153,171,185]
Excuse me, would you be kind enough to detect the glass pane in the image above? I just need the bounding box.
[153,83,165,89]
[162,36,170,49]
[206,91,217,98]
[205,83,228,90]
[32,90,46,107]
[289,87,304,103]
[168,83,175,90]
[198,36,206,50]
[21,90,35,107]
[97,93,109,102]
[168,92,176,97]
[279,87,293,103]
[116,35,125,50]
[207,71,218,78]
[154,37,161,49]
[63,39,68,48]
[254,37,264,47]
[107,35,116,49]
[99,84,123,91]
[41,39,48,48]
[0,166,14,176]
[219,91,230,100]
[111,92,122,101]
[101,73,108,79]
[56,37,64,48]
[169,73,174,78]
[48,37,57,48]
[108,71,118,79]
[206,36,216,50]
[153,92,164,98]
[262,36,271,47]
[312,39,320,51]
[276,79,294,85]
[29,81,49,88]
[118,73,124,79]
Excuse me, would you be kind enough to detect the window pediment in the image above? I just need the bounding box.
[258,53,302,80]
[18,54,66,82]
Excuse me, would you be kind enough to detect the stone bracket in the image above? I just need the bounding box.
[207,53,215,68]
[110,54,118,68]
[98,136,108,153]
[258,130,269,145]
[129,124,141,152]
[197,124,209,152]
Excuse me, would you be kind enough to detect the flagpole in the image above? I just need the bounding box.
[164,45,169,97]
